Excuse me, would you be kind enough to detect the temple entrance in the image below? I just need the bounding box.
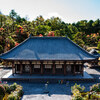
[34,64,40,74]
[56,65,63,74]
[44,64,52,75]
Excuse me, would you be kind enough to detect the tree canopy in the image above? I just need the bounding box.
[0,10,100,54]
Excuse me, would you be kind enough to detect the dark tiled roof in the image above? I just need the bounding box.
[0,37,96,61]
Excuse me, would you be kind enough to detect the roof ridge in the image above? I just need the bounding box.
[31,36,66,38]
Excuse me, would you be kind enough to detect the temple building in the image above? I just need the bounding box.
[0,36,97,76]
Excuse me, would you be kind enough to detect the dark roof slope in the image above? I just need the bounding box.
[0,37,96,61]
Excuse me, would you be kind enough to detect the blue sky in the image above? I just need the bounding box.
[0,0,100,23]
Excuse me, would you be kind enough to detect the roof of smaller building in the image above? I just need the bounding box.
[89,49,100,57]
[0,36,97,61]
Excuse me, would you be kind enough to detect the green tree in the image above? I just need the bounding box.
[35,25,51,35]
[67,24,78,39]
[9,10,17,31]
[0,45,3,53]
[97,41,100,53]
[73,32,85,47]
[35,15,45,25]
[92,19,100,33]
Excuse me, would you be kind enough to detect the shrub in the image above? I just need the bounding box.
[89,91,100,99]
[3,93,9,100]
[0,85,5,100]
[3,84,11,94]
[71,83,85,93]
[0,85,5,95]
[16,85,23,97]
[7,83,23,100]
[7,94,18,100]
[72,83,100,100]
[72,93,83,100]
[15,85,23,97]
[10,83,17,91]
[0,83,23,100]
[90,83,100,92]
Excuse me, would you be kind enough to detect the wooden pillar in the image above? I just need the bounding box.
[73,62,76,76]
[92,62,94,67]
[12,62,14,76]
[94,61,95,67]
[30,62,32,75]
[97,60,99,66]
[20,62,23,75]
[81,63,84,76]
[52,62,55,75]
[41,62,43,75]
[64,62,66,75]
[15,64,16,74]
[33,64,34,74]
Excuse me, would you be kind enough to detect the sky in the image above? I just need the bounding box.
[0,0,100,23]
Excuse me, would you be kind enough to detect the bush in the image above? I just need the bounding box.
[72,93,83,100]
[71,83,85,93]
[0,83,23,100]
[7,94,18,100]
[3,84,11,94]
[72,83,100,100]
[10,83,17,91]
[90,83,100,92]
[0,45,3,53]
[16,85,23,97]
[7,83,23,100]
[0,85,5,95]
[0,85,5,100]
[88,91,100,99]
[3,93,9,100]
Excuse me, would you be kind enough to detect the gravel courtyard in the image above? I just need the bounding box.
[0,66,100,100]
[7,80,98,100]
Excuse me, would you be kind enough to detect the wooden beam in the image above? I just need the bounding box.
[41,62,43,75]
